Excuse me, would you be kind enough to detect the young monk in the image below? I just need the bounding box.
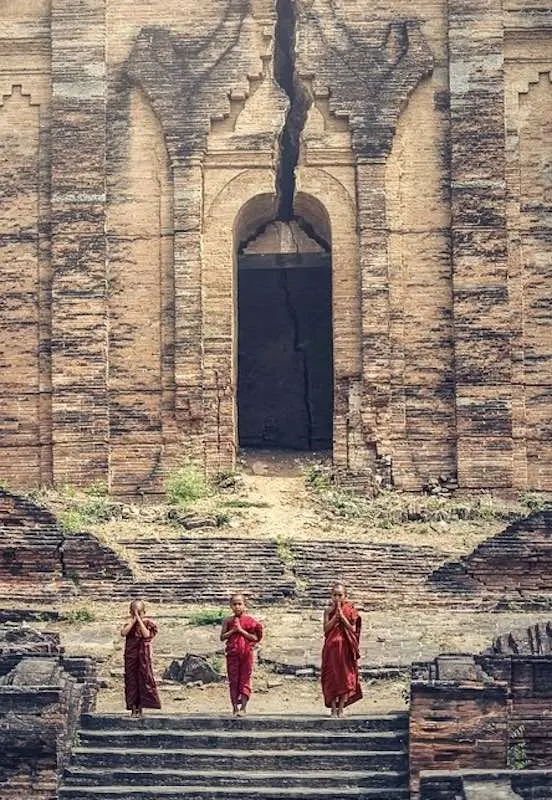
[220,593,264,716]
[321,582,362,717]
[120,599,161,717]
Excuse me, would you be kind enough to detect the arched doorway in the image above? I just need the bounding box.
[235,195,333,452]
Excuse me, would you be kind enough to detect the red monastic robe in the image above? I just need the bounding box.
[225,614,264,706]
[321,602,362,708]
[124,618,162,710]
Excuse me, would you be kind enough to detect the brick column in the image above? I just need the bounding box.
[448,0,513,487]
[356,157,391,457]
[172,158,205,462]
[50,0,109,485]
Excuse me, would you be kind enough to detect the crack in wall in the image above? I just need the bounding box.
[274,0,311,221]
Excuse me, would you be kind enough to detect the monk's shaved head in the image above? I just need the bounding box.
[130,599,145,616]
[230,592,245,604]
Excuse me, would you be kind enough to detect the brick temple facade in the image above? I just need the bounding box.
[1,0,551,494]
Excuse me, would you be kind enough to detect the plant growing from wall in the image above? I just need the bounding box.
[507,724,528,770]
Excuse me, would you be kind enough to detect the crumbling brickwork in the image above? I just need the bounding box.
[0,0,551,493]
[430,510,552,600]
[410,652,552,796]
[0,490,133,602]
[0,626,98,800]
[420,770,552,799]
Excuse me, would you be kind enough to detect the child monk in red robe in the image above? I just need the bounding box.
[321,583,362,717]
[120,599,161,717]
[220,593,264,716]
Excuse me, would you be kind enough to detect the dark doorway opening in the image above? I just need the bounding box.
[237,225,333,451]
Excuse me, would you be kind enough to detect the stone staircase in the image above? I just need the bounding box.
[290,541,451,608]
[119,538,296,605]
[58,712,410,799]
[114,537,452,609]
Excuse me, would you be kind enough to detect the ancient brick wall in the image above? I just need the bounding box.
[0,0,551,493]
[430,510,552,599]
[410,652,552,796]
[0,627,98,800]
[420,770,552,799]
[0,490,132,602]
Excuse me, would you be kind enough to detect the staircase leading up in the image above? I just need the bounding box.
[58,712,410,799]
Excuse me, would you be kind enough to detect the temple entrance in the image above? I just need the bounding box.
[237,219,333,451]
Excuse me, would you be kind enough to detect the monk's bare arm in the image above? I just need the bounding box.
[234,619,258,642]
[135,615,151,639]
[323,607,339,634]
[338,609,356,634]
[220,618,237,641]
[120,618,135,638]
[238,628,258,643]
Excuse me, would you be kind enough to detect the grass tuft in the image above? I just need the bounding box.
[306,483,552,529]
[304,464,333,492]
[276,534,296,568]
[187,609,227,627]
[59,510,86,534]
[165,463,208,507]
[62,607,96,624]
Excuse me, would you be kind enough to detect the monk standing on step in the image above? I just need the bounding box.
[221,593,264,716]
[321,583,362,717]
[120,599,161,717]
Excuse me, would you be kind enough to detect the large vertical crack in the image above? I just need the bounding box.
[274,0,312,221]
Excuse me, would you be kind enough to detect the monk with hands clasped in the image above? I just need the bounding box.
[221,593,264,716]
[321,583,362,717]
[120,599,161,717]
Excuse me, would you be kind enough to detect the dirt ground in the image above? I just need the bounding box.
[7,599,550,716]
[9,453,552,716]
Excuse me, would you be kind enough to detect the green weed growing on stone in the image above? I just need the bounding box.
[165,463,208,507]
[276,534,296,568]
[507,725,528,770]
[187,609,227,626]
[63,607,96,624]
[84,480,109,497]
[0,479,10,492]
[308,485,537,529]
[304,464,333,492]
[80,495,120,523]
[518,492,552,512]
[59,509,86,534]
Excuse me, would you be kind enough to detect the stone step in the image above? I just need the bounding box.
[63,767,408,789]
[70,747,405,772]
[80,713,409,733]
[58,787,410,799]
[77,729,407,753]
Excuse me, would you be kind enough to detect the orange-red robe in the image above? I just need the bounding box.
[124,618,161,710]
[321,602,362,708]
[225,614,264,706]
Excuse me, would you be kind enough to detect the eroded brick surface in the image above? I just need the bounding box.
[0,1,551,493]
[410,653,552,796]
[0,626,97,799]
